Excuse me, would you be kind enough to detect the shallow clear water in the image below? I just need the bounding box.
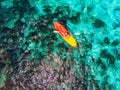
[0,0,120,90]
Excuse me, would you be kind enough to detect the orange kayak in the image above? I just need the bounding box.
[53,22,77,48]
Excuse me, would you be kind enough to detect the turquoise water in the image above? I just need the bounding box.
[0,0,120,89]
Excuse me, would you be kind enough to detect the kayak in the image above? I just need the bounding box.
[53,22,77,48]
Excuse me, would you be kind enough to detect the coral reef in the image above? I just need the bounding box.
[2,54,84,90]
